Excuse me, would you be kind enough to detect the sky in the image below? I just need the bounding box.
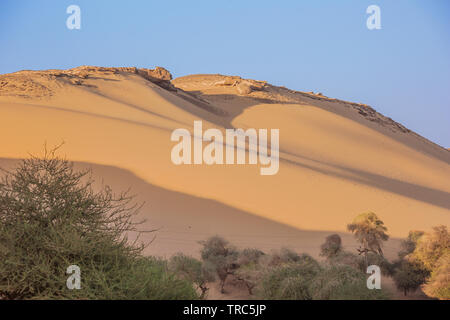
[1,0,449,147]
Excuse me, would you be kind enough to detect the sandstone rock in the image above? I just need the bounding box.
[237,82,252,94]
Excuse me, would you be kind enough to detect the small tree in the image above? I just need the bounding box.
[199,236,238,293]
[320,234,342,259]
[347,212,389,268]
[168,253,215,298]
[393,259,429,296]
[234,248,265,295]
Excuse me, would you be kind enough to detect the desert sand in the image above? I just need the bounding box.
[0,66,449,262]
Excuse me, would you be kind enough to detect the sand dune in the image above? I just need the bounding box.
[0,66,449,259]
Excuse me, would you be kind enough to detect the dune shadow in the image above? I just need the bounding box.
[0,158,402,259]
[281,151,450,210]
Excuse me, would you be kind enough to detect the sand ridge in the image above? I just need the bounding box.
[0,66,449,259]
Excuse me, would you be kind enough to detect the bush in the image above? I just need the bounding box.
[309,264,390,300]
[357,252,395,276]
[262,248,303,267]
[199,236,238,293]
[258,257,321,300]
[411,226,449,271]
[392,259,429,297]
[398,230,424,259]
[320,234,342,259]
[422,252,450,300]
[234,248,266,295]
[0,151,199,299]
[328,250,360,269]
[168,253,215,298]
[237,248,265,266]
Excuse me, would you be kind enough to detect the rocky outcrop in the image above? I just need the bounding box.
[0,66,177,98]
[213,76,268,95]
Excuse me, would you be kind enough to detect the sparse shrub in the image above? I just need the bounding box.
[199,236,238,293]
[168,253,215,298]
[320,234,342,259]
[0,150,199,300]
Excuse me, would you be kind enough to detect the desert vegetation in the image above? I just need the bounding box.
[0,150,199,300]
[0,152,448,300]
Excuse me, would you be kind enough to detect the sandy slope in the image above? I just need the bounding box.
[0,67,449,260]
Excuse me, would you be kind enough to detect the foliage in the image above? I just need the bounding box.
[257,257,321,300]
[320,234,342,259]
[0,150,198,300]
[199,236,238,293]
[392,259,429,296]
[407,226,450,300]
[168,253,215,298]
[347,212,389,258]
[398,230,424,259]
[309,264,390,300]
[262,248,303,267]
[411,226,449,271]
[422,251,450,300]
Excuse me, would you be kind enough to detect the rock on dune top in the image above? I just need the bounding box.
[0,66,412,135]
[0,66,175,98]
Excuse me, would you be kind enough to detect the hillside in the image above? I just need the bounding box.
[0,66,449,259]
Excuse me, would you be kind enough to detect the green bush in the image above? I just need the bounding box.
[199,236,238,293]
[0,151,199,300]
[320,234,342,259]
[422,252,450,300]
[258,257,321,300]
[398,230,424,259]
[328,250,360,269]
[168,253,215,298]
[309,264,390,300]
[392,259,429,297]
[263,248,303,267]
[409,226,450,300]
[357,252,395,276]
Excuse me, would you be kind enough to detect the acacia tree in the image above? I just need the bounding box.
[0,148,198,300]
[199,236,238,293]
[168,253,215,298]
[320,234,343,259]
[347,212,389,268]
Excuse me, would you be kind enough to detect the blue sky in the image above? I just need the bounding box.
[1,0,449,147]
